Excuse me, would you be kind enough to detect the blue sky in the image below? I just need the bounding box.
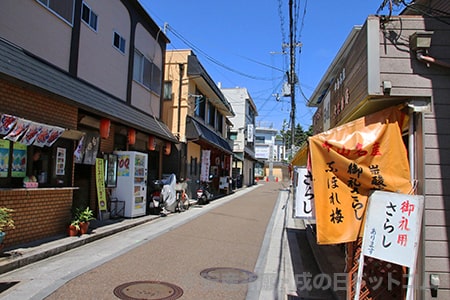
[139,1,402,131]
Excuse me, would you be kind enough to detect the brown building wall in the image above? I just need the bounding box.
[0,188,73,248]
[0,79,77,129]
[0,79,79,248]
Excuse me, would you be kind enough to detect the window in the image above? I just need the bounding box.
[133,50,162,95]
[229,132,237,140]
[255,136,265,143]
[163,81,173,100]
[207,103,215,127]
[216,113,223,133]
[113,32,126,53]
[81,2,98,31]
[37,0,75,24]
[195,96,206,119]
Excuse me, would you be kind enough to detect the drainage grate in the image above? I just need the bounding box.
[200,267,258,284]
[113,281,183,300]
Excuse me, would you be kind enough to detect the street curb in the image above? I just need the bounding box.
[0,215,159,274]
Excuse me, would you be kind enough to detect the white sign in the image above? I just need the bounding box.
[362,191,423,267]
[247,124,254,142]
[293,167,315,219]
[355,191,424,300]
[200,150,211,182]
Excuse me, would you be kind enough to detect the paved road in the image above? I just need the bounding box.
[0,181,336,300]
[0,182,286,299]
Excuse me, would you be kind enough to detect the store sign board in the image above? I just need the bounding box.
[362,191,424,267]
[309,106,412,244]
[293,167,315,219]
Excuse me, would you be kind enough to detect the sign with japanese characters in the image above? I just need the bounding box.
[309,106,412,244]
[362,191,424,268]
[293,167,315,219]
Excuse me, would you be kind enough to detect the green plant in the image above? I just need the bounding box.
[0,207,15,232]
[76,207,95,223]
[70,219,80,231]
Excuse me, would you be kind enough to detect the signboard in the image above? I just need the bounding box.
[309,106,412,244]
[293,167,315,219]
[200,150,211,182]
[355,191,424,300]
[362,191,424,267]
[11,142,26,177]
[95,158,108,212]
[0,140,10,177]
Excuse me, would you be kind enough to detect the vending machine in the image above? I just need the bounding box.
[113,151,148,218]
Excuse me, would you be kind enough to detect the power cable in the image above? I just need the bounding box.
[165,24,284,81]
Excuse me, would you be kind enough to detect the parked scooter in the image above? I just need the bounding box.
[196,176,214,205]
[175,178,190,212]
[159,173,178,214]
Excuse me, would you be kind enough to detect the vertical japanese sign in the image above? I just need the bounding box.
[293,167,315,219]
[362,191,424,267]
[200,150,211,182]
[355,191,424,300]
[309,106,412,244]
[55,147,66,175]
[95,158,108,212]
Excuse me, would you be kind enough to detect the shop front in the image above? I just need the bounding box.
[0,38,177,249]
[292,14,447,299]
[185,116,233,197]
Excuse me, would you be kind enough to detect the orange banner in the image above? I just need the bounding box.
[309,106,412,244]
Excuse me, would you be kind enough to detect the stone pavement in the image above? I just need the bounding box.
[0,181,344,299]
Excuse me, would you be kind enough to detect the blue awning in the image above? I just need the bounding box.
[186,117,233,154]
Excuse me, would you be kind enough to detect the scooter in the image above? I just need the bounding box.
[196,177,214,205]
[175,178,190,212]
[159,173,178,215]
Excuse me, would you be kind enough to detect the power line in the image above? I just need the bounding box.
[165,24,284,81]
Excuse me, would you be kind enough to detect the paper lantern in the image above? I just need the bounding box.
[128,128,136,145]
[164,141,171,155]
[99,118,111,139]
[148,135,156,151]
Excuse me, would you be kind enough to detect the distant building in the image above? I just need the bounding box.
[221,87,257,187]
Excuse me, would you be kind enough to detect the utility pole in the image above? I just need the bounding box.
[287,0,301,157]
[289,0,295,156]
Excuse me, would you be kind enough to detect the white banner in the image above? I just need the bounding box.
[200,150,211,182]
[293,167,315,219]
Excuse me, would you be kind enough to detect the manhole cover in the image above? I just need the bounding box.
[113,281,183,300]
[200,267,258,284]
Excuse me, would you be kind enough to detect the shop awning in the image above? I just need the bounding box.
[185,117,233,154]
[0,38,177,143]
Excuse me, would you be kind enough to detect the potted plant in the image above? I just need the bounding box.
[76,207,95,235]
[68,219,80,237]
[0,207,15,244]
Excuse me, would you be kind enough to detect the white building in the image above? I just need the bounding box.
[221,87,257,187]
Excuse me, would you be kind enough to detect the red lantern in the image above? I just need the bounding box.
[148,135,155,151]
[99,118,111,139]
[164,141,171,155]
[128,128,136,145]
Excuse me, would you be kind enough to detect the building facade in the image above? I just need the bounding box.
[0,0,177,248]
[303,1,450,298]
[221,87,257,188]
[163,50,234,197]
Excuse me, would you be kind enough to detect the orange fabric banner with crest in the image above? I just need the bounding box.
[309,106,412,244]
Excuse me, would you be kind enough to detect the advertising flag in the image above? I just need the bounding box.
[309,106,412,244]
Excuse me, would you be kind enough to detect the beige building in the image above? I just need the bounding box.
[163,50,235,196]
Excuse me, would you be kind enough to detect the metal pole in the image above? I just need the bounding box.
[289,0,296,155]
